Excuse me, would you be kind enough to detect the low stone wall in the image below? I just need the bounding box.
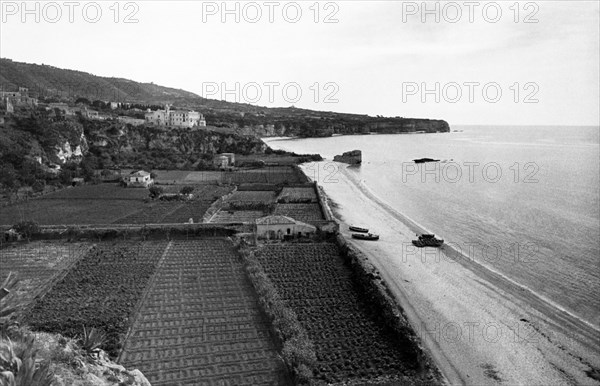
[202,186,238,223]
[314,182,334,221]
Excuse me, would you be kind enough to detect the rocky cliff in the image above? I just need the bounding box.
[333,150,362,165]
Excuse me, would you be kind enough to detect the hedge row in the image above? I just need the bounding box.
[238,245,316,385]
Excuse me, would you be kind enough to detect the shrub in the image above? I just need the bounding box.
[239,247,316,384]
[31,180,45,193]
[0,273,21,332]
[0,334,54,386]
[12,221,41,241]
[80,327,106,356]
[148,185,163,199]
[179,186,194,195]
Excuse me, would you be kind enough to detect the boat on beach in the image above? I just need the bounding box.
[412,234,444,247]
[352,233,380,241]
[349,225,369,233]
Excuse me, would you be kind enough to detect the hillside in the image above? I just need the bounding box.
[0,58,450,137]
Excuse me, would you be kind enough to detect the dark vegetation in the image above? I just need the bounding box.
[26,241,168,358]
[254,242,430,384]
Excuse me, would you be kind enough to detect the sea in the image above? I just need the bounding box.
[264,125,600,329]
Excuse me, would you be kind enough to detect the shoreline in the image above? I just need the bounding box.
[302,161,600,386]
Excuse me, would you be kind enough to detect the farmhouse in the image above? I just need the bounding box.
[81,108,101,120]
[255,215,316,240]
[125,170,153,187]
[213,155,229,169]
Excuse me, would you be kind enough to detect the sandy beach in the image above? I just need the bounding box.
[304,161,600,386]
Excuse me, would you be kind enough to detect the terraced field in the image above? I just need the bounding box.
[159,201,214,224]
[277,186,317,203]
[274,203,324,223]
[224,167,306,185]
[0,241,92,312]
[227,191,277,204]
[119,239,287,385]
[255,243,420,384]
[26,241,169,357]
[209,210,266,224]
[43,183,149,200]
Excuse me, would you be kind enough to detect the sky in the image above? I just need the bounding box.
[1,0,599,126]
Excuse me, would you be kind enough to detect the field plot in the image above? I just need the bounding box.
[149,170,191,183]
[112,202,184,224]
[26,240,168,357]
[224,166,306,185]
[159,201,213,223]
[0,199,145,225]
[119,239,287,385]
[256,243,419,384]
[0,241,91,312]
[42,183,149,200]
[274,203,324,223]
[192,184,235,201]
[184,171,225,183]
[277,186,317,203]
[227,191,277,204]
[209,210,265,223]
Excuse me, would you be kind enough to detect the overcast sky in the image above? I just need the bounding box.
[1,1,599,126]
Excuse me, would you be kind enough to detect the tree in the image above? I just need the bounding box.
[148,185,163,199]
[0,165,18,190]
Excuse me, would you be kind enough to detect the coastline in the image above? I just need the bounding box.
[302,161,600,386]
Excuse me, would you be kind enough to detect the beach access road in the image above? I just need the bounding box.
[302,161,600,386]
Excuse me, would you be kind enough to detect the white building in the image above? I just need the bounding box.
[125,170,153,187]
[145,105,206,128]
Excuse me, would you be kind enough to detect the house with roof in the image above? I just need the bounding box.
[124,170,153,188]
[255,215,316,240]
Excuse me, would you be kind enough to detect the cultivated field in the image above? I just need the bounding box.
[274,203,324,223]
[277,186,318,203]
[119,239,287,385]
[184,171,226,183]
[255,243,420,384]
[26,240,169,357]
[112,202,186,224]
[0,199,145,225]
[42,183,148,200]
[209,210,266,224]
[223,166,306,185]
[0,184,234,226]
[226,191,277,204]
[0,241,92,312]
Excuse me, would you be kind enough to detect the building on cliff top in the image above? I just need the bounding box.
[145,104,206,128]
[0,87,38,108]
